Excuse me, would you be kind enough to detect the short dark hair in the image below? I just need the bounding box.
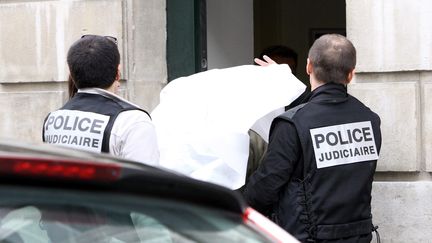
[259,45,298,74]
[67,35,120,89]
[308,34,356,84]
[259,45,298,65]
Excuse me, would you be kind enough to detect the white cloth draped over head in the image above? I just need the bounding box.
[151,64,306,189]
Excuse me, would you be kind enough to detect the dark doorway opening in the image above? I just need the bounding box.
[166,0,346,84]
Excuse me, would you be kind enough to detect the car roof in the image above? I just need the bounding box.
[0,139,247,214]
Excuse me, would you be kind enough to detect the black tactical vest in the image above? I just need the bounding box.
[43,92,149,153]
[271,83,381,242]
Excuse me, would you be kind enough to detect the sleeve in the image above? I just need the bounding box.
[243,120,301,214]
[110,111,160,166]
[246,129,268,182]
[120,120,160,166]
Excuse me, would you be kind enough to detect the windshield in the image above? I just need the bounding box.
[0,186,271,243]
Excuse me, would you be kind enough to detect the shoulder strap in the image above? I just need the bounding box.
[281,102,308,120]
[42,113,51,142]
[270,102,308,133]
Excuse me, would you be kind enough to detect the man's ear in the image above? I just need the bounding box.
[346,69,355,84]
[116,64,121,81]
[306,58,313,75]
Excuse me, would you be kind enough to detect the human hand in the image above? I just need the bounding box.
[254,55,276,67]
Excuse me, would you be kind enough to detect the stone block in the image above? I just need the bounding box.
[372,182,432,242]
[128,0,167,81]
[129,81,164,112]
[349,81,419,171]
[0,0,123,83]
[347,0,432,72]
[0,91,65,143]
[422,79,432,172]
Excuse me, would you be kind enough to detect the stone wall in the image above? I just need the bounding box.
[347,0,432,241]
[0,0,167,143]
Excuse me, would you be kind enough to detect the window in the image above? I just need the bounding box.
[0,186,272,242]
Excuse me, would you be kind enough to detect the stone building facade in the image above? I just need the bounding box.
[0,0,166,143]
[0,0,431,241]
[347,1,432,241]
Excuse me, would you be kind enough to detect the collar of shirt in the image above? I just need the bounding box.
[77,88,142,108]
[309,82,348,103]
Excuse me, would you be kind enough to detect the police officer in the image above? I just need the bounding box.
[43,35,159,166]
[244,34,382,242]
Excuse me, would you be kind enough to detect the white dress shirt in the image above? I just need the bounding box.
[78,88,160,166]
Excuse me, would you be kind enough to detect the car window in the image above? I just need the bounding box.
[0,186,272,243]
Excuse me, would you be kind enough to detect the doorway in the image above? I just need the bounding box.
[166,0,346,84]
[254,0,346,84]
